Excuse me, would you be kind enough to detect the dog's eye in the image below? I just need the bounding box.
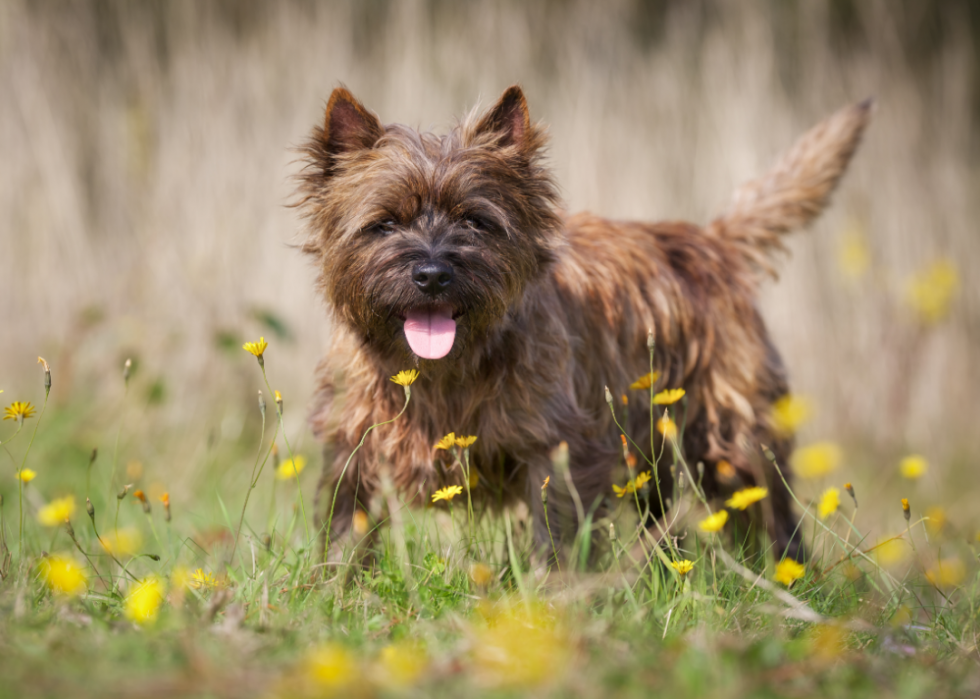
[464,215,494,232]
[366,219,398,236]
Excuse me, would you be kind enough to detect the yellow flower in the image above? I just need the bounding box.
[874,536,908,566]
[472,604,572,688]
[171,566,192,590]
[653,388,685,405]
[899,454,927,480]
[432,485,463,503]
[725,486,768,510]
[275,455,307,480]
[613,470,652,498]
[390,369,419,386]
[629,371,659,390]
[791,442,842,479]
[671,559,694,576]
[100,527,143,557]
[17,469,36,483]
[190,568,219,590]
[771,394,812,435]
[305,644,357,691]
[716,460,737,481]
[352,510,370,536]
[470,562,494,587]
[818,487,840,520]
[455,435,478,448]
[125,576,166,624]
[901,498,910,520]
[38,495,76,527]
[657,416,677,439]
[925,506,946,536]
[837,224,871,280]
[377,642,427,688]
[541,476,550,490]
[40,554,88,597]
[774,558,806,587]
[3,401,36,422]
[434,432,456,450]
[698,510,729,533]
[905,259,958,324]
[242,336,268,358]
[925,557,966,588]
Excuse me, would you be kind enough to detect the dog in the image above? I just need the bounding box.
[295,85,871,563]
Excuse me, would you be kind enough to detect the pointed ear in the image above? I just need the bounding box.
[323,87,383,155]
[474,85,531,149]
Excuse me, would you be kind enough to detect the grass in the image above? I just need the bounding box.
[1,351,979,699]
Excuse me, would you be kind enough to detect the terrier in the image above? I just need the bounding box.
[296,85,871,562]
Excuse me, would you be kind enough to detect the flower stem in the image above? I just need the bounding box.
[18,392,48,557]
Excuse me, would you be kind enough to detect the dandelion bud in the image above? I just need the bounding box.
[620,434,629,461]
[64,519,76,540]
[761,444,775,462]
[123,358,132,385]
[604,385,613,406]
[550,441,569,474]
[609,522,617,543]
[541,479,549,506]
[134,489,151,514]
[161,492,171,523]
[697,461,704,479]
[117,484,132,500]
[621,393,628,406]
[147,554,160,562]
[844,482,857,508]
[38,357,51,397]
[647,328,655,351]
[902,498,910,521]
[275,390,283,415]
[258,390,266,419]
[85,497,95,524]
[89,448,98,466]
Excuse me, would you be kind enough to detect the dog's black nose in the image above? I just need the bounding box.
[412,261,454,296]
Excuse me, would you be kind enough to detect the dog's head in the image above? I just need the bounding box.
[297,86,562,366]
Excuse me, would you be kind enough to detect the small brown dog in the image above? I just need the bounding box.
[296,85,870,562]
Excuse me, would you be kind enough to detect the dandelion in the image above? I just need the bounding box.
[791,441,842,479]
[17,469,36,483]
[716,460,737,481]
[305,644,357,692]
[725,486,768,511]
[899,454,927,480]
[3,401,36,424]
[274,390,283,414]
[621,393,628,406]
[377,642,427,688]
[40,554,88,597]
[432,485,463,503]
[844,482,857,507]
[242,336,268,362]
[352,510,370,536]
[160,492,171,522]
[771,394,812,435]
[99,528,143,557]
[629,371,659,390]
[275,455,307,480]
[925,506,946,536]
[38,495,75,527]
[818,488,840,520]
[698,510,729,533]
[434,432,456,450]
[125,576,166,624]
[925,557,966,588]
[875,536,909,566]
[901,498,910,521]
[612,471,652,498]
[472,604,571,688]
[541,476,550,490]
[774,558,806,587]
[390,369,419,386]
[133,489,150,514]
[190,568,219,590]
[657,415,677,439]
[653,388,685,405]
[671,559,694,576]
[470,562,494,587]
[905,259,958,324]
[455,435,478,448]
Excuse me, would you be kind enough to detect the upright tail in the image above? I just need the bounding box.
[706,99,874,277]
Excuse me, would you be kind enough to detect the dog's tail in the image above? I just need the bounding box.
[706,99,873,277]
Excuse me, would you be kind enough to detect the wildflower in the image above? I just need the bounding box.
[774,558,806,587]
[844,482,857,507]
[125,576,166,624]
[698,510,729,533]
[625,452,637,469]
[771,394,812,435]
[925,557,966,588]
[716,460,736,481]
[808,624,848,661]
[275,455,307,480]
[620,434,628,459]
[899,454,927,480]
[791,441,842,478]
[17,469,36,483]
[621,393,628,406]
[242,336,268,361]
[657,415,677,439]
[925,506,946,536]
[100,528,143,556]
[190,568,218,590]
[901,498,910,521]
[604,385,613,404]
[390,369,419,386]
[725,486,768,511]
[40,554,88,597]
[3,401,36,423]
[432,485,463,503]
[352,510,369,536]
[160,492,171,522]
[117,484,133,500]
[541,476,550,490]
[133,489,151,514]
[38,496,76,527]
[274,390,283,414]
[377,642,427,688]
[612,471,652,498]
[818,488,840,520]
[837,225,871,280]
[434,432,456,450]
[171,566,191,590]
[455,435,478,448]
[305,644,357,691]
[653,388,685,405]
[629,371,659,390]
[472,604,571,688]
[905,259,958,324]
[470,562,494,587]
[38,356,51,397]
[671,559,694,576]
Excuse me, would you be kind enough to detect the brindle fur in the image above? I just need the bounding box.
[295,86,871,562]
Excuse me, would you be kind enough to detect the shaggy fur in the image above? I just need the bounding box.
[296,85,871,562]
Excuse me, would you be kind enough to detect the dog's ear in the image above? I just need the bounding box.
[475,85,531,149]
[322,87,384,156]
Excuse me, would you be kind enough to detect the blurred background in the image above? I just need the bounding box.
[1,1,977,510]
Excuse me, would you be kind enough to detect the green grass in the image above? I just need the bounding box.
[1,357,979,699]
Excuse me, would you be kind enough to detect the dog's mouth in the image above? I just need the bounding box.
[400,304,463,360]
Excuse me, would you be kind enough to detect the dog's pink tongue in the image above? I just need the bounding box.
[404,307,456,359]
